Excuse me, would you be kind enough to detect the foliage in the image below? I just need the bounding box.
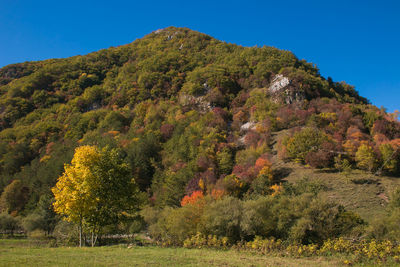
[52,145,140,246]
[183,232,229,248]
[284,128,327,163]
[379,143,399,175]
[355,143,378,172]
[21,213,46,233]
[181,191,204,207]
[0,212,20,235]
[0,27,398,245]
[198,196,243,243]
[145,186,363,246]
[0,180,29,215]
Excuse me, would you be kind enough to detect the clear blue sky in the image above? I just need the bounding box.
[1,0,399,112]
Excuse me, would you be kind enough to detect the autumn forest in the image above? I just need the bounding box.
[0,27,400,263]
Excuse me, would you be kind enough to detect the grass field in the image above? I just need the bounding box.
[0,239,347,267]
[3,238,400,267]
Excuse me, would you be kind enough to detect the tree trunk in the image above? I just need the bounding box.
[91,227,99,247]
[91,232,99,247]
[93,233,98,247]
[79,219,82,247]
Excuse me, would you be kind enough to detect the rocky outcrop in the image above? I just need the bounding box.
[179,94,211,113]
[268,74,305,104]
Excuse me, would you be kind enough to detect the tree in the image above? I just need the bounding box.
[52,145,139,247]
[284,128,327,163]
[355,143,378,172]
[251,156,274,195]
[22,213,46,234]
[181,191,204,207]
[216,148,234,175]
[379,143,399,175]
[35,194,57,235]
[0,212,20,236]
[0,180,29,215]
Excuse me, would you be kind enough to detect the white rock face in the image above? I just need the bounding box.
[240,122,256,132]
[179,94,211,113]
[269,74,290,93]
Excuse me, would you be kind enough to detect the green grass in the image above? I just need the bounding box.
[3,238,400,266]
[0,239,344,267]
[280,162,400,221]
[272,130,400,222]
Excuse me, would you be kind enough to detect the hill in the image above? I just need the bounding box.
[0,27,399,240]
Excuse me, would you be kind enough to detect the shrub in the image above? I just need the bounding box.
[0,180,30,214]
[305,149,334,169]
[0,212,20,236]
[22,213,46,233]
[199,197,243,243]
[334,155,352,174]
[183,233,229,248]
[241,196,276,239]
[284,128,327,163]
[146,204,204,246]
[379,143,399,175]
[355,143,378,172]
[53,220,78,245]
[181,191,204,207]
[220,174,249,198]
[286,196,363,244]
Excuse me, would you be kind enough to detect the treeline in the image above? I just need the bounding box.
[143,178,363,246]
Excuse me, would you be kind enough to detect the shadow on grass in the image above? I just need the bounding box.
[351,178,380,185]
[273,167,293,180]
[314,168,339,174]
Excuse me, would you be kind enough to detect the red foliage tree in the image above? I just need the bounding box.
[160,124,174,140]
[244,130,261,147]
[305,150,333,168]
[181,191,204,207]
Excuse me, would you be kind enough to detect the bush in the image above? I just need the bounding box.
[0,212,20,236]
[287,198,364,244]
[199,197,243,243]
[284,128,327,163]
[305,150,333,169]
[27,229,47,239]
[379,143,399,175]
[147,205,203,245]
[355,143,378,172]
[183,233,229,248]
[22,213,46,233]
[52,220,78,245]
[241,196,276,239]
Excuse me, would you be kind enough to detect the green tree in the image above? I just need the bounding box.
[355,143,378,172]
[0,212,20,236]
[199,197,243,243]
[0,180,29,215]
[379,144,399,175]
[52,145,139,247]
[216,148,234,175]
[22,213,46,234]
[284,128,327,163]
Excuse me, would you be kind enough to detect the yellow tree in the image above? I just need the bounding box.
[52,146,100,247]
[355,143,378,172]
[52,145,139,247]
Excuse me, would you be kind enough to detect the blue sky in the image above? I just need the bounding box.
[1,0,399,112]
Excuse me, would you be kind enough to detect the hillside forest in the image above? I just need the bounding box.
[0,27,399,250]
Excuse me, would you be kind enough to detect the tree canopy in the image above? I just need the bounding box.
[52,145,139,246]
